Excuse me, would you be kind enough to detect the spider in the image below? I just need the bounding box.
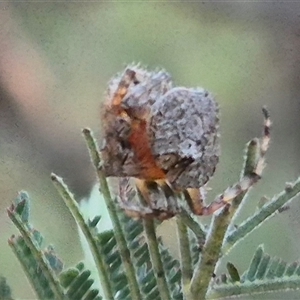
[100,65,271,220]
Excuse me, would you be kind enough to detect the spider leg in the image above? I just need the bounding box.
[118,178,176,220]
[133,179,153,207]
[135,179,179,211]
[157,180,181,213]
[118,178,153,219]
[119,201,172,220]
[198,175,260,215]
[121,178,180,219]
[192,107,271,216]
[183,187,208,215]
[166,157,194,187]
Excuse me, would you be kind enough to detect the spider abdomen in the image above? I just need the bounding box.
[150,87,220,189]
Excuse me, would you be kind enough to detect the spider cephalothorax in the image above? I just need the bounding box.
[100,65,270,220]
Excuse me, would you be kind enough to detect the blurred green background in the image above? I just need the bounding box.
[1,2,300,299]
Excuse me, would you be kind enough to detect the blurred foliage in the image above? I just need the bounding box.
[6,192,102,300]
[0,276,12,300]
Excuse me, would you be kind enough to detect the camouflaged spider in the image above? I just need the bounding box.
[100,65,271,220]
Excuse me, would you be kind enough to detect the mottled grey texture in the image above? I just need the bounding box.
[100,65,220,189]
[101,66,173,178]
[150,87,219,189]
[121,67,172,119]
[100,114,139,177]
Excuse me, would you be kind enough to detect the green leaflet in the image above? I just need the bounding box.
[208,245,300,299]
[7,193,102,300]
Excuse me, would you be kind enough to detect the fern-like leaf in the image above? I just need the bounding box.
[0,276,13,300]
[95,212,182,300]
[7,192,101,300]
[208,245,300,299]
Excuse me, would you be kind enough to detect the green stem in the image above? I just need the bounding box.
[223,176,300,254]
[51,174,114,300]
[82,128,142,300]
[190,205,231,299]
[8,238,45,300]
[179,210,206,244]
[176,217,193,300]
[143,218,172,300]
[219,138,260,255]
[206,276,300,299]
[7,210,66,300]
[231,138,260,209]
[190,139,261,298]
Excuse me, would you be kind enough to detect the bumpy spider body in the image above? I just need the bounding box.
[101,66,219,189]
[100,65,270,220]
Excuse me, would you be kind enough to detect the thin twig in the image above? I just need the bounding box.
[178,210,206,243]
[176,217,193,300]
[223,176,300,254]
[207,276,300,299]
[51,174,114,300]
[217,138,260,256]
[8,238,46,300]
[82,128,142,300]
[143,218,172,300]
[190,204,231,299]
[190,138,262,298]
[231,138,260,209]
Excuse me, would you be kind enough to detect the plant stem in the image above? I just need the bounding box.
[231,138,260,209]
[8,238,45,300]
[223,176,300,254]
[190,139,261,298]
[206,276,300,299]
[176,217,193,300]
[7,210,66,300]
[51,174,114,300]
[190,204,231,299]
[219,138,260,255]
[143,218,172,300]
[179,210,206,243]
[82,128,142,300]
